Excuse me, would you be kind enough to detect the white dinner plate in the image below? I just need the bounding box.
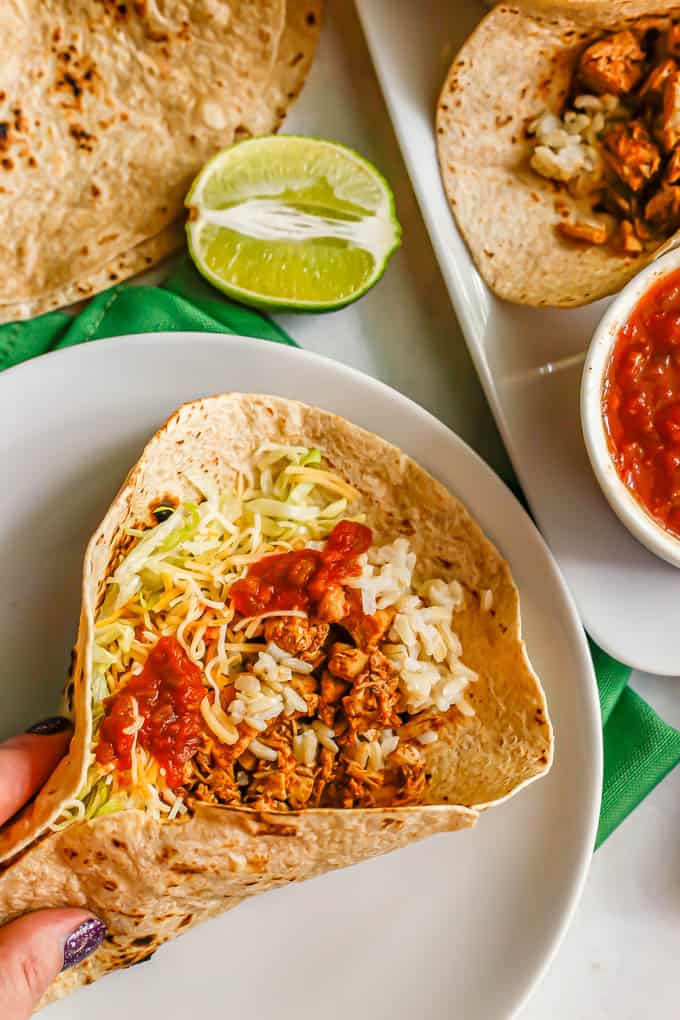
[355,0,680,675]
[0,333,600,1020]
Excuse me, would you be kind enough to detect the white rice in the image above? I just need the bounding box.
[383,565,478,717]
[249,739,278,762]
[312,719,339,752]
[293,728,319,766]
[346,537,416,615]
[528,94,622,196]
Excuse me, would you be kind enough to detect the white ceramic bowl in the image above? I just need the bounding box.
[581,246,680,569]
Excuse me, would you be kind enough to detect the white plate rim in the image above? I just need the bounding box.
[0,330,602,1020]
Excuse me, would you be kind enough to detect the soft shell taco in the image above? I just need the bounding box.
[0,395,552,1008]
[437,1,680,307]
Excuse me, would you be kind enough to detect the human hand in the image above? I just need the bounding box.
[0,717,106,1020]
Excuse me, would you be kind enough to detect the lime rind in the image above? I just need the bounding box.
[185,135,401,312]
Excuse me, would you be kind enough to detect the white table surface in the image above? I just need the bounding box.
[275,3,680,1017]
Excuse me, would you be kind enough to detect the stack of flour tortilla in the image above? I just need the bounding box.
[0,1,321,322]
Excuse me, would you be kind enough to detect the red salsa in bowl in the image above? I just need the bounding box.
[603,266,680,539]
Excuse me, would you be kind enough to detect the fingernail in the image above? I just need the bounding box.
[62,917,107,971]
[26,716,72,736]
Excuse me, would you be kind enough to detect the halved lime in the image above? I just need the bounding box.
[185,135,401,312]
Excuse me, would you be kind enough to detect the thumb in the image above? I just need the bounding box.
[0,909,106,1020]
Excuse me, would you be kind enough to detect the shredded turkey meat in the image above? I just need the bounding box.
[264,617,329,658]
[185,603,455,810]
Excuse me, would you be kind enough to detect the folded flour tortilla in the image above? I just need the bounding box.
[0,395,552,1008]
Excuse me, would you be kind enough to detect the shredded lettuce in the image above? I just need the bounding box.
[91,671,110,705]
[159,502,200,552]
[83,778,110,819]
[300,448,322,466]
[244,498,320,522]
[95,796,128,818]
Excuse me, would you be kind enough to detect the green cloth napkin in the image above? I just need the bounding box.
[2,258,679,847]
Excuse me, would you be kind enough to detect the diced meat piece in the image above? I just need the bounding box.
[248,769,287,805]
[214,725,258,765]
[666,145,680,182]
[342,603,394,650]
[343,760,385,807]
[264,616,329,658]
[321,672,348,705]
[645,182,680,228]
[603,121,661,191]
[238,748,257,771]
[342,651,400,734]
[187,741,242,805]
[256,718,296,764]
[639,58,677,99]
[286,768,315,809]
[556,217,609,245]
[661,70,680,150]
[289,672,319,715]
[327,642,369,680]
[378,742,428,807]
[397,713,442,742]
[319,670,350,727]
[668,23,680,57]
[248,771,289,803]
[192,745,214,779]
[312,746,339,806]
[617,219,644,253]
[578,31,645,96]
[317,584,348,623]
[368,648,397,683]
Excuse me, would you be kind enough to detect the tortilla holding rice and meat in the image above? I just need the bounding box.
[0,394,552,1008]
[437,1,680,307]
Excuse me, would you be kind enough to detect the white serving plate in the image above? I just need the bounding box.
[0,333,600,1020]
[355,0,680,675]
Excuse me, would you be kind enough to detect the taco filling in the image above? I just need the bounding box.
[528,21,680,253]
[58,445,483,826]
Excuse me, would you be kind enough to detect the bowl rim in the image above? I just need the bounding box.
[580,244,680,570]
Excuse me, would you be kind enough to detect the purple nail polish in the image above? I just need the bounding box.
[26,716,72,736]
[62,918,107,971]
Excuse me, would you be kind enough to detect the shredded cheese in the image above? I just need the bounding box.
[122,697,145,788]
[232,608,308,632]
[200,694,239,745]
[282,465,361,500]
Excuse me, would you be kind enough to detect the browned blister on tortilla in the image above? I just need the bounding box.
[436,1,680,307]
[0,395,552,1008]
